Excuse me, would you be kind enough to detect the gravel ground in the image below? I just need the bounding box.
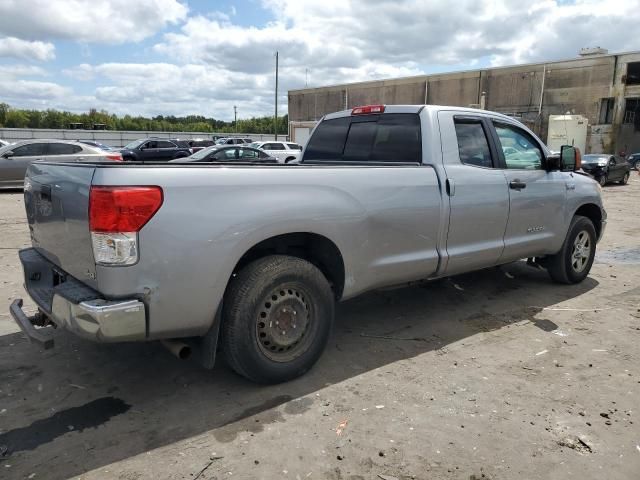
[0,175,639,480]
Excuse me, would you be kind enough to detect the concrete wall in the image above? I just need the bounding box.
[0,128,280,147]
[288,52,640,154]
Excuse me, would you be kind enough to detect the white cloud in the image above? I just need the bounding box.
[0,64,48,78]
[4,0,640,119]
[0,79,69,101]
[0,0,188,44]
[0,37,55,61]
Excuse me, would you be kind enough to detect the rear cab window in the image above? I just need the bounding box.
[302,113,421,163]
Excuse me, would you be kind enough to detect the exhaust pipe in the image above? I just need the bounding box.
[161,340,192,360]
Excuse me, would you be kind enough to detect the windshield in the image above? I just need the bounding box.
[249,142,261,149]
[189,145,218,160]
[124,139,145,149]
[215,139,227,145]
[0,143,14,155]
[583,155,608,163]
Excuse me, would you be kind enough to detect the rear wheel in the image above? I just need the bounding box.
[284,157,296,163]
[546,216,596,284]
[222,255,334,383]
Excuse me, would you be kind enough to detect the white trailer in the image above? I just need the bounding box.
[546,115,588,153]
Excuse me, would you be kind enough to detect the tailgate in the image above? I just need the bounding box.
[24,163,98,288]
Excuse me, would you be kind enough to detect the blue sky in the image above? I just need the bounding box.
[0,0,638,120]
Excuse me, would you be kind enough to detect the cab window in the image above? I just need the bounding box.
[493,122,543,170]
[454,119,493,168]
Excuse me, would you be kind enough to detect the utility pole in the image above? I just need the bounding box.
[305,68,309,87]
[274,51,279,141]
[234,105,237,134]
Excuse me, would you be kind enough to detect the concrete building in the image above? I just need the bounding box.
[288,50,640,154]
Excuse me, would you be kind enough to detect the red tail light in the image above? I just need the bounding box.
[352,105,385,115]
[89,186,163,233]
[106,153,123,162]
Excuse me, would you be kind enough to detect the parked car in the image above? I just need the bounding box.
[77,140,116,151]
[187,139,216,153]
[120,138,192,161]
[0,139,122,189]
[215,137,254,146]
[626,153,640,171]
[10,105,605,385]
[249,141,302,163]
[581,154,630,186]
[172,145,277,163]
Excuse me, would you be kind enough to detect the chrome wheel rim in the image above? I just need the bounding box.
[571,230,591,273]
[623,173,629,184]
[255,286,312,362]
[599,176,606,186]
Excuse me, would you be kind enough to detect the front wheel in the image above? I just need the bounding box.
[598,175,607,187]
[546,216,596,284]
[620,172,630,185]
[221,255,334,383]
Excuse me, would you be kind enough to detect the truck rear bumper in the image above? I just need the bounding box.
[11,248,147,344]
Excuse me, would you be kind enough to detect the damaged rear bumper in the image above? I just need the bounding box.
[10,248,147,347]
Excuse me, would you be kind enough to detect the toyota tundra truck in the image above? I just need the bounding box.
[10,105,606,384]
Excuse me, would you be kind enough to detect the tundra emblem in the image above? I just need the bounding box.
[86,270,96,280]
[527,226,545,233]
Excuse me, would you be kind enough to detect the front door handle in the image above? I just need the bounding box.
[509,179,527,190]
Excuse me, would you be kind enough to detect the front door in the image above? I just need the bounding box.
[0,142,47,186]
[608,156,627,181]
[491,121,567,262]
[438,112,510,275]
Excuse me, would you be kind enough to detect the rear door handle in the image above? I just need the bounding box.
[509,179,526,190]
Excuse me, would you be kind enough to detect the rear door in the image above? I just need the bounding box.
[437,112,510,275]
[24,163,98,287]
[0,142,48,185]
[45,142,84,162]
[491,120,567,262]
[156,140,177,161]
[263,142,287,161]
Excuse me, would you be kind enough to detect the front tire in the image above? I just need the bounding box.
[546,216,596,284]
[222,255,334,383]
[620,172,630,185]
[598,175,607,187]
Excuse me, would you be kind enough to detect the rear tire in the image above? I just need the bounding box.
[222,255,334,383]
[546,215,596,284]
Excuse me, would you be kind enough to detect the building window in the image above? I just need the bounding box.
[598,98,614,124]
[625,62,640,85]
[623,98,640,127]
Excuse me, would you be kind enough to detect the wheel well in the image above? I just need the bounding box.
[233,233,345,299]
[575,204,602,238]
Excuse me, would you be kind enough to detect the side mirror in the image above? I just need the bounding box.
[2,150,14,158]
[546,153,561,171]
[560,145,581,171]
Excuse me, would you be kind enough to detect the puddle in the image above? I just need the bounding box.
[595,247,640,265]
[0,397,130,456]
[532,319,559,332]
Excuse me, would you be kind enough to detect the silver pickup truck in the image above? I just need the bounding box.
[10,105,606,384]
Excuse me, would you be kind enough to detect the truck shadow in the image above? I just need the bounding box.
[0,262,598,479]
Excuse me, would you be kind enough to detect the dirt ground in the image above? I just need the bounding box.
[0,176,639,480]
